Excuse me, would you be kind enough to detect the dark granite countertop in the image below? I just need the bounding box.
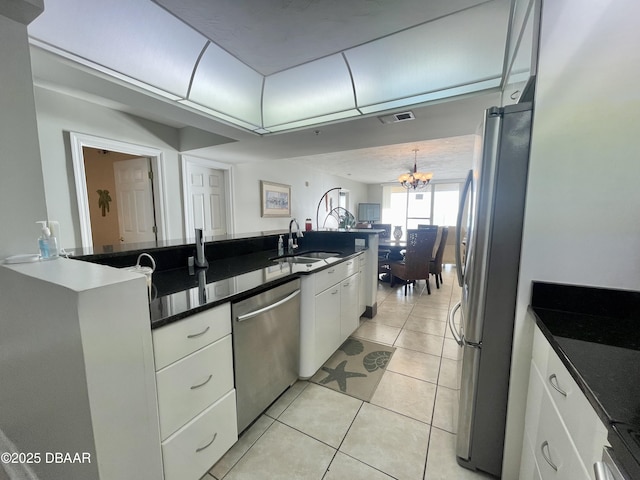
[530,281,640,479]
[148,248,363,328]
[76,229,380,328]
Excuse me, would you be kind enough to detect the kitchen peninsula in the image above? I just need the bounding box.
[0,229,381,480]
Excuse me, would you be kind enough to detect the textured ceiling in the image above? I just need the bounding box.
[290,135,477,184]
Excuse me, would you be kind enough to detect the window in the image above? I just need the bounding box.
[433,183,461,226]
[381,182,462,239]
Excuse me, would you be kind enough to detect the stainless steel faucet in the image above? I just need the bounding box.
[194,228,208,268]
[288,219,303,254]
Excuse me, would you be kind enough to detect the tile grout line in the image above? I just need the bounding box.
[422,278,457,479]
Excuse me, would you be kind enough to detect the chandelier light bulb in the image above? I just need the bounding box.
[398,149,433,189]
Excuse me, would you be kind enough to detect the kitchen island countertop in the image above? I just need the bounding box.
[148,248,364,328]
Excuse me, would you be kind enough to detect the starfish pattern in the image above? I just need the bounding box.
[319,360,367,392]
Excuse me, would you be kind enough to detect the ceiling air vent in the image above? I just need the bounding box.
[378,111,416,124]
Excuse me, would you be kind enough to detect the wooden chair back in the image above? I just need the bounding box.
[432,227,449,267]
[401,228,438,280]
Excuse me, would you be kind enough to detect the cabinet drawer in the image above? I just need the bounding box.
[531,325,550,374]
[153,303,231,370]
[544,342,608,470]
[534,389,590,480]
[156,335,234,440]
[314,262,347,294]
[520,430,543,480]
[161,389,237,480]
[343,256,359,277]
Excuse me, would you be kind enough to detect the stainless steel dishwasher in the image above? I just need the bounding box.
[231,279,301,433]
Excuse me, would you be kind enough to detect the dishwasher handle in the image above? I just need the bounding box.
[236,289,301,322]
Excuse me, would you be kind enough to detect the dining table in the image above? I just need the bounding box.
[378,239,407,261]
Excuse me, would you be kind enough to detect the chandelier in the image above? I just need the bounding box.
[398,149,433,189]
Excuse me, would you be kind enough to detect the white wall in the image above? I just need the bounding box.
[503,1,640,477]
[34,87,184,248]
[0,14,47,259]
[231,160,369,234]
[34,87,370,247]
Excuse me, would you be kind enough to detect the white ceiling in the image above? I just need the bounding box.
[27,0,517,184]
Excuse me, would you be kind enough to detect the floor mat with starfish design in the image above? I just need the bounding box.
[310,337,395,402]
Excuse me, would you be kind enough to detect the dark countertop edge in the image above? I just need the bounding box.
[149,275,296,329]
[70,230,290,260]
[529,305,612,428]
[71,228,383,260]
[149,250,365,329]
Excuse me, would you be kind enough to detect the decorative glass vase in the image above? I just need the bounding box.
[393,226,403,241]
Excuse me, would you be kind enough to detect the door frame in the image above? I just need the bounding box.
[181,154,235,240]
[70,132,168,248]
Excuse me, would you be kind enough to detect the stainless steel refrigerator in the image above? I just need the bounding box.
[448,101,533,477]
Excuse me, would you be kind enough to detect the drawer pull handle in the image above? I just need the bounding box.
[332,289,339,295]
[343,282,350,286]
[540,441,558,471]
[196,432,217,453]
[347,261,353,265]
[328,269,336,273]
[187,326,210,339]
[190,374,213,390]
[548,374,567,397]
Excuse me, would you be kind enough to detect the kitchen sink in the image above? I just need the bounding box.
[297,251,340,259]
[269,251,340,265]
[274,256,322,264]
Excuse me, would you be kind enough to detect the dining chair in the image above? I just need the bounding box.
[389,228,438,295]
[429,226,449,289]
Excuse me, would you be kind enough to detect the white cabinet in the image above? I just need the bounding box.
[315,283,342,364]
[341,271,361,338]
[520,325,608,480]
[152,304,232,370]
[156,336,234,439]
[300,254,363,378]
[358,254,367,316]
[161,390,237,480]
[152,303,237,480]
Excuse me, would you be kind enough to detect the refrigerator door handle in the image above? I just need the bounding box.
[449,301,464,346]
[456,169,473,287]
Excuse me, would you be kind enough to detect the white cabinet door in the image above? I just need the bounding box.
[358,255,367,316]
[315,284,341,366]
[340,272,360,338]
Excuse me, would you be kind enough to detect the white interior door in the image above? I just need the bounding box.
[113,157,156,244]
[186,164,227,237]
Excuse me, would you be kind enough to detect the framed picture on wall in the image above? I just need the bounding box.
[260,180,291,217]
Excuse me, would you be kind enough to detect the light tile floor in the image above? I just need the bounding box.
[206,267,493,480]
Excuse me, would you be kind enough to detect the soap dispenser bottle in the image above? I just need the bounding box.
[277,235,284,256]
[36,221,59,260]
[36,221,51,259]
